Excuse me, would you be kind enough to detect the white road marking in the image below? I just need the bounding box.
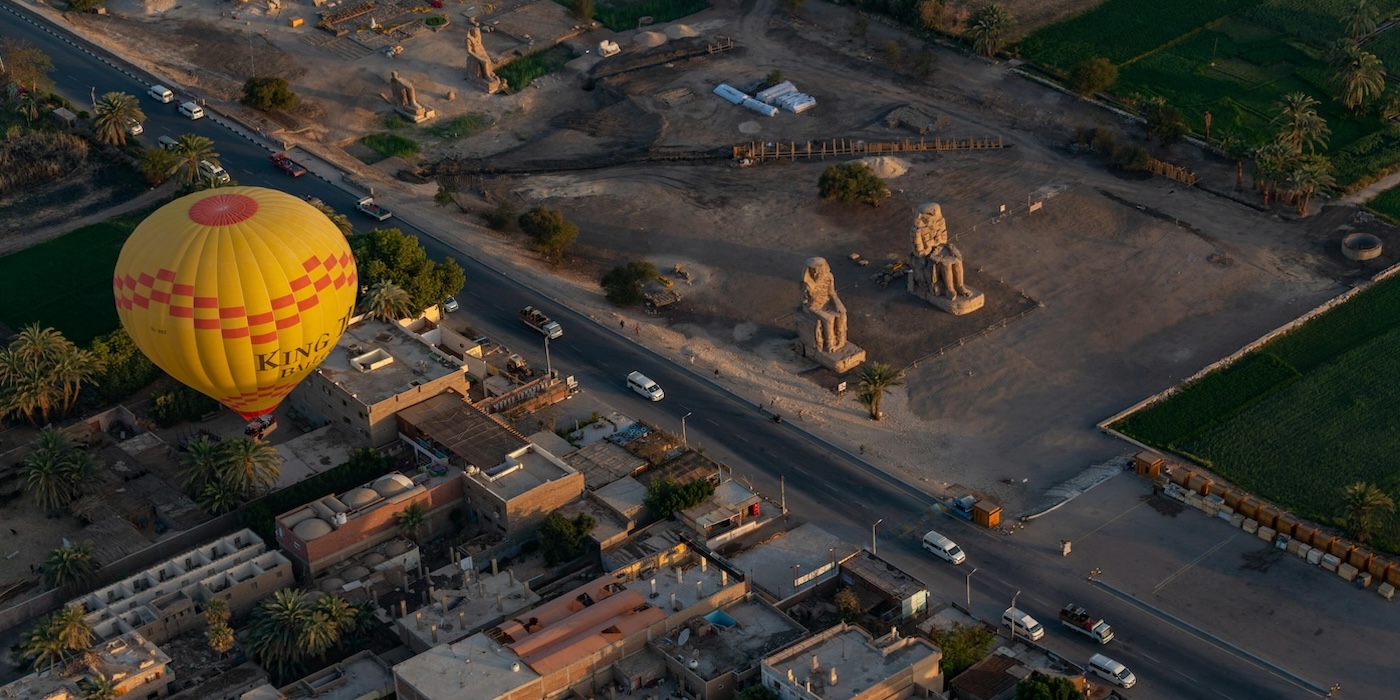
[1153,534,1238,595]
[1176,670,1197,683]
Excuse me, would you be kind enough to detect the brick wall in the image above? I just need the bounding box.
[278,478,464,576]
[505,470,585,536]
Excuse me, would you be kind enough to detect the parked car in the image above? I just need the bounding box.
[443,296,460,312]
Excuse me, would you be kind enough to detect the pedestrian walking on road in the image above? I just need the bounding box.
[634,324,640,335]
[714,368,721,378]
[620,319,625,330]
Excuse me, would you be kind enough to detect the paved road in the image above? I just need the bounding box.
[0,4,1329,697]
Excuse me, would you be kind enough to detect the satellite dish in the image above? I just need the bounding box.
[677,628,691,647]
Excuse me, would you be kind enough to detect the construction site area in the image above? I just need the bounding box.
[37,0,1399,508]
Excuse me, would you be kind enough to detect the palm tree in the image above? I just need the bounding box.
[1281,154,1336,216]
[314,594,358,653]
[311,201,353,236]
[18,618,66,672]
[1217,133,1253,192]
[395,502,427,544]
[180,435,224,491]
[52,347,103,415]
[218,438,282,496]
[23,443,80,510]
[1330,43,1386,112]
[15,91,41,124]
[857,362,904,421]
[1350,0,1380,42]
[246,589,315,680]
[0,324,90,426]
[50,604,92,652]
[362,281,413,322]
[44,542,98,591]
[173,134,219,185]
[207,622,236,658]
[78,672,120,700]
[966,4,1015,58]
[1342,481,1395,544]
[199,478,245,515]
[1274,92,1330,154]
[91,92,144,146]
[1253,140,1294,205]
[204,599,231,627]
[138,146,183,186]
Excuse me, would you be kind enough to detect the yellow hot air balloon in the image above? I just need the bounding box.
[114,187,357,420]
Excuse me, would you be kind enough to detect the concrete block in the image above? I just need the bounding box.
[1296,544,1314,561]
[1230,513,1245,528]
[1242,518,1260,534]
[1218,506,1234,516]
[1379,582,1395,600]
[1338,563,1359,581]
[1217,510,1234,523]
[1321,553,1341,572]
[1286,539,1305,555]
[1257,525,1276,542]
[1307,548,1323,565]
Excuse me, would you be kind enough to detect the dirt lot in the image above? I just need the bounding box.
[22,0,1382,515]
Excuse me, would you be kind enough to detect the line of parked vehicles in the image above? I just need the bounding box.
[922,529,1138,690]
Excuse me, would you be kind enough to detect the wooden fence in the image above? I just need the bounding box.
[734,135,1006,162]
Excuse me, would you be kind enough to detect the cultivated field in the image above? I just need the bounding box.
[1113,275,1400,549]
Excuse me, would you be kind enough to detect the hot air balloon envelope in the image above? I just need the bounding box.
[114,186,358,419]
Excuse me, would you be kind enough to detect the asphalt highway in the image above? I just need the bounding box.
[0,3,1323,696]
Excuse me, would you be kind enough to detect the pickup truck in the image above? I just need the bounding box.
[1059,604,1114,644]
[356,197,393,221]
[519,306,563,339]
[269,152,308,177]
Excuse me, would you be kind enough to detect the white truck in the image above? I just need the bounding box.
[1059,604,1114,644]
[356,196,393,221]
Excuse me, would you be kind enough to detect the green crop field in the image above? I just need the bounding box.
[1020,0,1264,71]
[1245,0,1400,47]
[0,212,151,346]
[495,46,573,91]
[1364,182,1400,221]
[1115,276,1400,550]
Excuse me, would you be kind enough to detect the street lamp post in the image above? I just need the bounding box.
[871,518,884,555]
[1010,590,1021,642]
[965,568,979,611]
[543,336,553,377]
[681,412,692,448]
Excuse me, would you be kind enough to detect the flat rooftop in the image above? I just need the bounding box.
[659,597,807,681]
[1,631,171,700]
[394,632,540,700]
[565,440,647,489]
[682,480,760,529]
[400,567,540,651]
[593,476,647,522]
[767,625,940,700]
[315,318,461,407]
[727,523,860,598]
[399,392,530,471]
[275,466,462,537]
[841,549,926,601]
[282,650,393,700]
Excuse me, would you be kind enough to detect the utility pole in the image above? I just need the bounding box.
[871,518,883,555]
[681,412,692,448]
[965,568,978,611]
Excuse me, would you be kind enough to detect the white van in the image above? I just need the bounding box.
[148,85,174,103]
[626,371,664,401]
[1088,654,1137,689]
[197,160,230,184]
[157,135,179,151]
[178,101,204,120]
[921,531,967,565]
[1002,607,1046,642]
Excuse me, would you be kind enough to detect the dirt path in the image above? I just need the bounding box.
[0,183,177,258]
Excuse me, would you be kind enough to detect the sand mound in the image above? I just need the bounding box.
[635,31,668,48]
[665,24,699,39]
[856,156,910,179]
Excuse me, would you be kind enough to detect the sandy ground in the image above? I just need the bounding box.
[16,0,1397,522]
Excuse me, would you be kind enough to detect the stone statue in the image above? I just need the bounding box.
[800,257,847,352]
[907,202,984,315]
[795,257,865,372]
[389,71,435,123]
[466,20,505,94]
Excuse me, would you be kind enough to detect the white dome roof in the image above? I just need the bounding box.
[383,540,409,557]
[361,552,387,567]
[343,487,379,508]
[293,518,332,540]
[320,578,345,592]
[341,566,371,581]
[373,473,415,497]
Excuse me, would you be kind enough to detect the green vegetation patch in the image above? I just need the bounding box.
[425,113,494,140]
[1362,23,1400,73]
[360,132,420,159]
[1019,0,1265,71]
[1115,274,1400,550]
[1364,181,1400,222]
[0,210,151,345]
[591,0,708,32]
[1114,352,1300,447]
[495,46,573,91]
[1245,0,1400,47]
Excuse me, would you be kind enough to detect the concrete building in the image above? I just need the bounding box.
[679,480,764,544]
[728,523,861,601]
[760,623,943,700]
[396,564,542,653]
[1,631,173,700]
[287,317,472,447]
[275,465,464,577]
[394,542,748,700]
[76,529,292,644]
[238,651,394,700]
[396,393,583,538]
[838,550,929,622]
[654,596,809,700]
